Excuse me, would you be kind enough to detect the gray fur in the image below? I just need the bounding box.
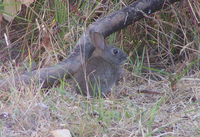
[73,30,128,97]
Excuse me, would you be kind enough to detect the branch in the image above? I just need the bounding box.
[0,0,181,91]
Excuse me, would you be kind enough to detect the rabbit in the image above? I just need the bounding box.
[72,30,128,97]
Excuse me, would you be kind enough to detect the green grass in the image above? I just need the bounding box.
[0,0,200,136]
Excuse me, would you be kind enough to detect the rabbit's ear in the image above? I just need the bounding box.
[89,30,105,50]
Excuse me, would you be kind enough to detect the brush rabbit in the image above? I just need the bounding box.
[73,30,128,97]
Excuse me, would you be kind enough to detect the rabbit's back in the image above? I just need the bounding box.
[73,56,122,96]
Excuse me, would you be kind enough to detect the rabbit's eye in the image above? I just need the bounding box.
[113,49,118,55]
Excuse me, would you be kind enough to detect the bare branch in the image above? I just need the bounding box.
[0,0,181,91]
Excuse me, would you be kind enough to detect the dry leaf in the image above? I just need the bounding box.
[20,0,34,7]
[2,0,34,22]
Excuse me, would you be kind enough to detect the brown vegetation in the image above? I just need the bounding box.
[0,0,200,136]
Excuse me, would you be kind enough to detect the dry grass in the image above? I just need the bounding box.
[0,0,200,136]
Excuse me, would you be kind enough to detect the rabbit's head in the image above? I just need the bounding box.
[89,30,128,65]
